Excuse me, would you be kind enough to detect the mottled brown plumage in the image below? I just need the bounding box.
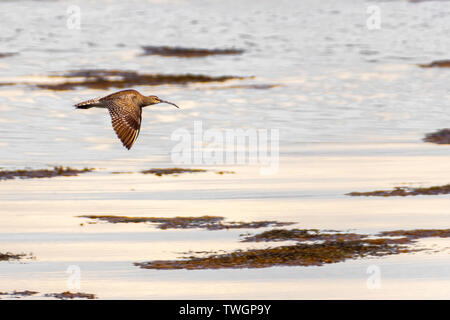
[75,89,179,150]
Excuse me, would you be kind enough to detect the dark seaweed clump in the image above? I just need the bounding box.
[141,46,244,58]
[135,241,406,270]
[141,168,235,176]
[418,60,450,68]
[34,70,245,91]
[0,252,33,261]
[44,291,96,300]
[134,227,450,270]
[0,252,24,261]
[215,170,235,175]
[78,215,294,230]
[378,229,450,239]
[241,228,364,242]
[346,184,450,197]
[141,168,207,176]
[0,290,95,300]
[0,290,39,298]
[423,129,450,144]
[0,166,93,181]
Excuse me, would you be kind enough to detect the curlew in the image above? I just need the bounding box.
[75,89,179,150]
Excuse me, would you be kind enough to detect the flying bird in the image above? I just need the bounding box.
[75,89,179,150]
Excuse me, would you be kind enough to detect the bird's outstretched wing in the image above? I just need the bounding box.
[105,97,142,150]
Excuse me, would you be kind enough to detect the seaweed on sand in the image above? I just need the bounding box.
[0,166,94,181]
[423,128,450,144]
[141,168,207,176]
[141,168,235,176]
[0,290,39,298]
[241,228,364,242]
[215,170,236,175]
[35,70,246,91]
[44,291,96,300]
[377,229,450,240]
[134,227,450,270]
[418,60,450,68]
[134,240,407,270]
[346,184,450,197]
[141,46,244,58]
[78,215,294,230]
[0,290,96,299]
[0,252,31,261]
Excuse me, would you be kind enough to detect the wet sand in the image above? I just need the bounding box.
[0,151,449,299]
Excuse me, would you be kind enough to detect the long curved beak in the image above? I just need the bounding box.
[159,100,179,108]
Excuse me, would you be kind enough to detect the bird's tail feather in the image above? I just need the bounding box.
[75,98,101,109]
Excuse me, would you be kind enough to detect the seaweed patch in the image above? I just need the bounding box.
[241,228,364,242]
[134,240,407,270]
[0,290,39,298]
[0,252,33,261]
[44,291,96,300]
[0,290,96,300]
[377,229,450,239]
[134,227,450,270]
[140,46,244,58]
[35,70,245,91]
[141,168,235,176]
[346,184,450,197]
[141,168,207,176]
[78,215,294,230]
[423,129,450,144]
[0,69,248,91]
[418,60,450,68]
[0,166,94,181]
[216,170,236,175]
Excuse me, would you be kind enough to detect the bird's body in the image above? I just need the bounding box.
[75,89,179,150]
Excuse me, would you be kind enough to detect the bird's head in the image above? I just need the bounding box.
[146,95,179,108]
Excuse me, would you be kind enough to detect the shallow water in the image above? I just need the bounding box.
[0,0,449,299]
